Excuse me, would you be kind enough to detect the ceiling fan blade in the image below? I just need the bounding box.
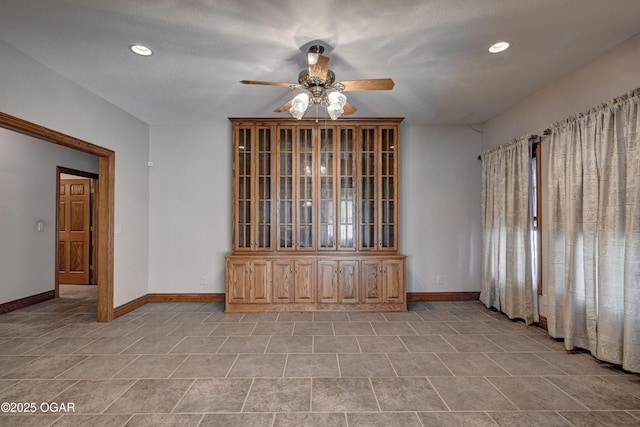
[274,99,293,113]
[343,102,357,115]
[309,54,330,79]
[339,78,395,91]
[240,80,298,88]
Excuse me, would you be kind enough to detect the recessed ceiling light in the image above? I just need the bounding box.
[488,41,510,54]
[129,44,154,57]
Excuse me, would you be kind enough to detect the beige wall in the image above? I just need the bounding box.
[482,32,640,150]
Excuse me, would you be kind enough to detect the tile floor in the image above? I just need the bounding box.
[0,285,639,426]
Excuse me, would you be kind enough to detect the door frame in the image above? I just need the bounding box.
[57,168,99,292]
[0,112,116,322]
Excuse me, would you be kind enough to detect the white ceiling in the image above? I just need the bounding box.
[1,0,640,126]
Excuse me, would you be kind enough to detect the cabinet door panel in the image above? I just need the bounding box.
[277,128,295,250]
[249,261,272,303]
[361,260,382,303]
[339,261,359,304]
[227,260,248,303]
[318,261,338,303]
[294,260,315,303]
[272,260,294,303]
[383,260,404,303]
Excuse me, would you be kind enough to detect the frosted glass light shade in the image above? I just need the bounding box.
[328,91,347,108]
[292,93,310,112]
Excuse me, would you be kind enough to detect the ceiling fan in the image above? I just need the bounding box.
[240,44,394,120]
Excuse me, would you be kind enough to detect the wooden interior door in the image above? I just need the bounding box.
[59,178,91,284]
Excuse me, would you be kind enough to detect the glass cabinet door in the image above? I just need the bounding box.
[359,127,377,250]
[380,127,397,250]
[277,128,294,250]
[255,127,272,249]
[297,128,314,250]
[236,127,252,250]
[338,127,356,250]
[234,126,274,251]
[318,127,335,250]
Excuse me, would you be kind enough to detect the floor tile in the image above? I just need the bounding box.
[266,336,312,353]
[488,376,586,410]
[276,312,313,322]
[399,335,457,352]
[370,321,416,335]
[313,312,349,322]
[347,412,422,427]
[209,322,256,336]
[227,354,286,377]
[332,322,375,336]
[372,377,447,411]
[243,378,311,412]
[105,378,194,413]
[0,338,56,355]
[488,411,571,426]
[356,336,407,353]
[285,354,339,377]
[0,379,77,402]
[338,353,396,377]
[1,289,638,427]
[52,414,133,427]
[486,352,567,375]
[0,355,41,376]
[601,375,640,398]
[251,322,294,336]
[170,354,237,378]
[313,336,360,353]
[24,337,97,355]
[311,377,378,411]
[429,376,517,411]
[273,412,346,427]
[562,411,640,426]
[217,336,269,353]
[113,354,187,378]
[169,323,219,336]
[408,321,458,335]
[293,322,334,336]
[536,351,624,376]
[74,336,142,354]
[545,375,640,410]
[57,354,138,379]
[124,414,202,426]
[120,336,184,354]
[199,413,274,427]
[441,334,504,352]
[437,352,510,376]
[484,334,557,352]
[2,355,87,379]
[417,411,497,427]
[173,378,251,412]
[168,336,226,354]
[52,379,136,413]
[387,352,452,376]
[347,312,386,322]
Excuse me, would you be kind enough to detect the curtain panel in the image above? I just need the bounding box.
[481,135,538,325]
[547,89,640,373]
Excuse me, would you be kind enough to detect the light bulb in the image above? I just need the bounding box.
[327,104,343,120]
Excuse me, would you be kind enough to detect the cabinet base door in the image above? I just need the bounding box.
[362,260,382,304]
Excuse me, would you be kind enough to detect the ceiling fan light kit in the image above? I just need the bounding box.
[241,44,394,120]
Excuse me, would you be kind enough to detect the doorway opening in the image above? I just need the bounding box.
[56,167,99,311]
[0,112,115,321]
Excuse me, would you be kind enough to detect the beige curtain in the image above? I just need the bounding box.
[547,89,640,373]
[481,135,538,325]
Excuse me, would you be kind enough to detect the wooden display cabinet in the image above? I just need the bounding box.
[226,118,406,312]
